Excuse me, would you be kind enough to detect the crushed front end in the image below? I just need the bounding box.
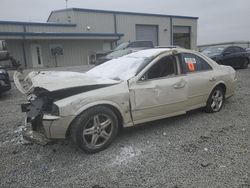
[21,89,61,145]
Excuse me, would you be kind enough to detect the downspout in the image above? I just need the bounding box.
[22,25,27,68]
[170,17,173,45]
[113,13,118,46]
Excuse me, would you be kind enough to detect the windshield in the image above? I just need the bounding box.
[202,46,225,56]
[113,42,129,51]
[87,56,150,81]
[87,49,168,81]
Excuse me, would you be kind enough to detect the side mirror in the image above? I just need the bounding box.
[140,75,147,81]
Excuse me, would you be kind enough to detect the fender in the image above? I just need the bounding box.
[206,81,227,101]
[74,100,133,127]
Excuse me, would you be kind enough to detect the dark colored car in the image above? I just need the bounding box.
[0,66,11,93]
[202,46,250,69]
[95,41,154,65]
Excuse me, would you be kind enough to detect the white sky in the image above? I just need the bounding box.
[0,0,249,45]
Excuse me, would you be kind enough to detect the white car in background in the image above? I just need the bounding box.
[14,48,237,153]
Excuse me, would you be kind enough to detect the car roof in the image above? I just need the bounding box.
[127,48,199,58]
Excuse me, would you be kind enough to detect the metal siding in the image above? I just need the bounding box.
[5,40,24,66]
[24,40,104,67]
[116,14,171,46]
[0,24,23,32]
[47,10,75,24]
[172,18,197,49]
[73,11,115,33]
[25,25,76,33]
[173,26,190,33]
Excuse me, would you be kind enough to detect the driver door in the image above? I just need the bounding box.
[128,55,188,124]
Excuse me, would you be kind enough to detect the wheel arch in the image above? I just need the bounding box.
[207,82,227,100]
[65,101,125,138]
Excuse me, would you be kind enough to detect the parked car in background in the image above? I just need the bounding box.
[0,66,11,93]
[202,46,250,69]
[14,48,236,153]
[95,40,154,65]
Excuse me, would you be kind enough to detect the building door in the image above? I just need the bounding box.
[136,25,158,46]
[173,26,191,49]
[31,44,43,67]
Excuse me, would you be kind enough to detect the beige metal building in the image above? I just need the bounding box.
[0,8,198,68]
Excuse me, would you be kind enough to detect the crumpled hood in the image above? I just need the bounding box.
[14,71,119,94]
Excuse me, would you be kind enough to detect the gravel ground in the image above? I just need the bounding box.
[0,66,249,188]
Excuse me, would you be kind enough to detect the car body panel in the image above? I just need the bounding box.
[15,48,237,140]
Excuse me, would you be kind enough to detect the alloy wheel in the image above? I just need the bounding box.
[210,89,224,111]
[82,114,113,149]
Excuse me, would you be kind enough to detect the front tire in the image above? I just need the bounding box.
[205,86,225,113]
[71,106,119,153]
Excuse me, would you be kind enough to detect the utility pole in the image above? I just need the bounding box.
[66,0,68,9]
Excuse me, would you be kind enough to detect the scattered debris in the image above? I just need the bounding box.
[22,127,51,146]
[201,161,212,167]
[199,131,211,143]
[240,144,247,150]
[219,165,226,168]
[163,132,167,136]
[182,143,198,153]
[92,185,104,188]
[204,148,208,152]
[12,150,18,155]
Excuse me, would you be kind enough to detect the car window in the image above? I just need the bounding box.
[225,47,235,54]
[143,55,177,80]
[234,47,245,53]
[181,53,212,73]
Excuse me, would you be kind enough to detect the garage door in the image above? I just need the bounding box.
[173,26,191,49]
[136,25,158,46]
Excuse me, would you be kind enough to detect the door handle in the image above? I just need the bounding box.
[209,77,216,82]
[174,82,185,89]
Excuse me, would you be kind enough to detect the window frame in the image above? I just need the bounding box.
[180,52,213,74]
[138,54,182,82]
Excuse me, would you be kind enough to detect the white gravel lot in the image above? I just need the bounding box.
[0,66,249,188]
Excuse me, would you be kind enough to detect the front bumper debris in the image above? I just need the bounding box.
[22,118,52,145]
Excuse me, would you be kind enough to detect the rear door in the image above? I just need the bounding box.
[179,52,215,110]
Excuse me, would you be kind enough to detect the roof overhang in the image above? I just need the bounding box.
[0,32,124,40]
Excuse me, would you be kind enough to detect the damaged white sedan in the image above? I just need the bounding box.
[14,48,237,153]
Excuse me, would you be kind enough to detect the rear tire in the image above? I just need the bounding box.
[70,106,119,153]
[205,86,225,113]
